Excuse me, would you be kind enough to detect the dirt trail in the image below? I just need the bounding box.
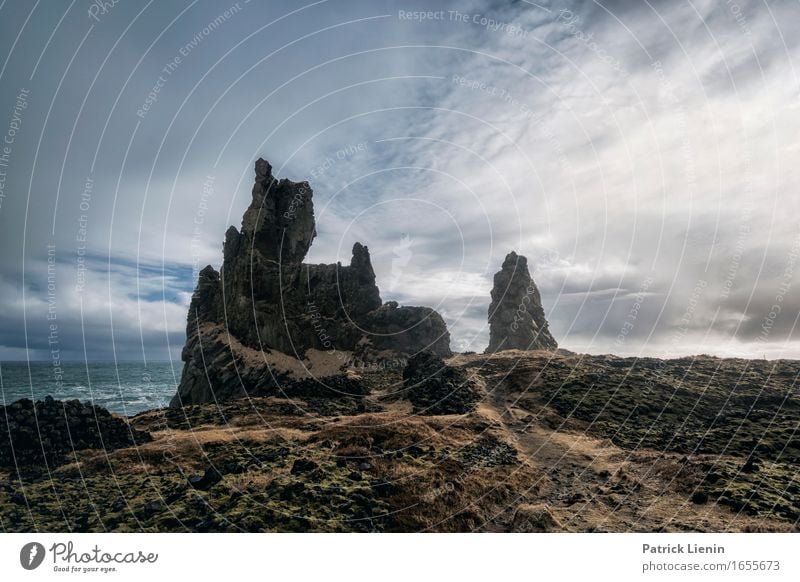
[477,356,786,532]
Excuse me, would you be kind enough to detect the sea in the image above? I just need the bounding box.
[0,361,178,416]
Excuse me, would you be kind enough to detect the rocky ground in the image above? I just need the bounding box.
[1,350,799,532]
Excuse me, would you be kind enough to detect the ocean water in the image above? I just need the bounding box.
[0,361,178,416]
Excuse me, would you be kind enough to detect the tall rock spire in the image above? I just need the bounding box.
[486,251,557,353]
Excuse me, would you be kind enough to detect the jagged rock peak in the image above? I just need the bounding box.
[254,157,272,180]
[503,251,522,269]
[485,251,557,353]
[171,157,452,407]
[350,242,376,279]
[240,158,315,264]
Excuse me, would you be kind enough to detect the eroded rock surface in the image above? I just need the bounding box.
[172,159,450,407]
[485,251,557,353]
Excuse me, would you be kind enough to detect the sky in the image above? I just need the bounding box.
[0,0,798,362]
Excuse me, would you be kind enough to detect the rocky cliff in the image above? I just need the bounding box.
[171,159,451,407]
[486,251,557,353]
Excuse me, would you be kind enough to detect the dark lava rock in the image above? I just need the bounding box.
[290,459,319,474]
[485,251,557,353]
[171,158,451,407]
[461,436,518,467]
[258,447,289,463]
[371,480,393,497]
[279,482,306,500]
[188,467,223,491]
[742,457,760,474]
[221,462,246,475]
[0,397,151,469]
[143,500,164,514]
[402,352,481,415]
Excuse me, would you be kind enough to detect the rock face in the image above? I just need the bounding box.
[485,251,557,353]
[172,158,451,407]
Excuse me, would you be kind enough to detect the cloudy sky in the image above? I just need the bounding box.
[0,0,798,362]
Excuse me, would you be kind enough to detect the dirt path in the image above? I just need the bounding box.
[482,368,789,532]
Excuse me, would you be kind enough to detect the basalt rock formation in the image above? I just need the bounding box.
[171,158,450,407]
[0,397,151,470]
[485,251,557,353]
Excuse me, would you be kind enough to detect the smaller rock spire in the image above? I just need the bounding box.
[485,251,557,353]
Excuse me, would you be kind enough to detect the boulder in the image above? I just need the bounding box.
[485,251,557,353]
[187,467,223,491]
[402,352,480,415]
[357,301,450,358]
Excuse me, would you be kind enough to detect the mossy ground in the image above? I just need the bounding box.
[2,352,798,532]
[466,350,800,528]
